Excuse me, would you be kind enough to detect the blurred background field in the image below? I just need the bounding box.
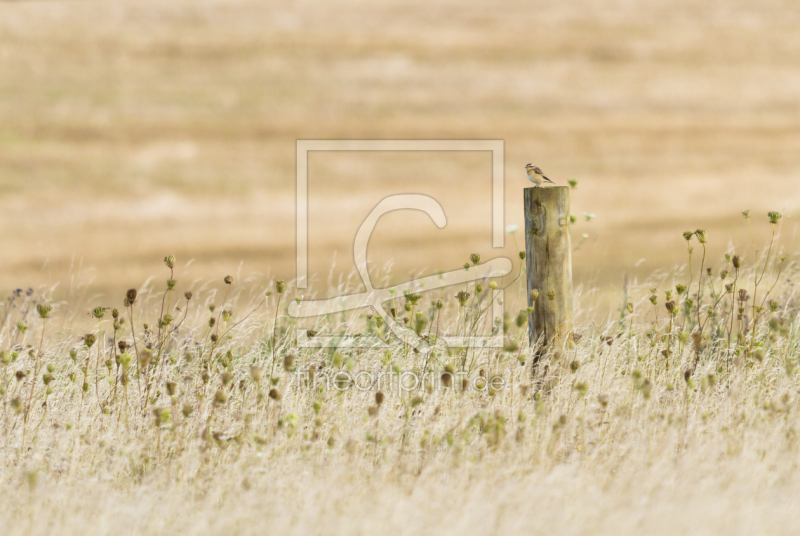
[1,0,799,307]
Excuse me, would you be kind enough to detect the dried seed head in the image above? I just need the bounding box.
[268,388,281,401]
[184,291,193,300]
[692,331,703,352]
[732,255,741,269]
[456,291,470,307]
[530,289,539,302]
[224,275,233,285]
[166,380,177,396]
[164,255,176,269]
[738,289,748,302]
[283,353,295,372]
[570,360,580,373]
[276,280,286,294]
[111,308,119,319]
[214,389,228,404]
[547,290,555,300]
[375,391,385,405]
[470,253,481,266]
[694,229,707,243]
[126,289,137,304]
[83,333,97,348]
[167,279,177,290]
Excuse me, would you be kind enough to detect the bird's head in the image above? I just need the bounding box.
[525,163,533,170]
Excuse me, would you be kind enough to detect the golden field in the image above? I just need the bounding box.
[2,1,800,535]
[1,0,799,302]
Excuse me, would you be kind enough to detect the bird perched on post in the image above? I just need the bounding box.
[526,163,553,187]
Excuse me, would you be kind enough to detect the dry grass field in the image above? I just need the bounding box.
[2,0,800,534]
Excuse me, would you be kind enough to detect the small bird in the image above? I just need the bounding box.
[526,163,553,187]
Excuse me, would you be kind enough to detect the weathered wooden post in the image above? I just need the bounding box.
[524,186,574,368]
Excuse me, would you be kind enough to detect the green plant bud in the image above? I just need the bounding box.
[276,280,285,293]
[683,231,693,241]
[470,253,481,266]
[519,251,526,260]
[16,321,27,334]
[768,211,782,224]
[167,279,177,290]
[37,304,52,319]
[547,290,555,301]
[164,255,176,269]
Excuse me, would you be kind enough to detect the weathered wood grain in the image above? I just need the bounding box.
[524,186,574,365]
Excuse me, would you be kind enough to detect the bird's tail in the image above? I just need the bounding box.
[543,176,553,183]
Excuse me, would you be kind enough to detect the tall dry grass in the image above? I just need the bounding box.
[1,212,799,534]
